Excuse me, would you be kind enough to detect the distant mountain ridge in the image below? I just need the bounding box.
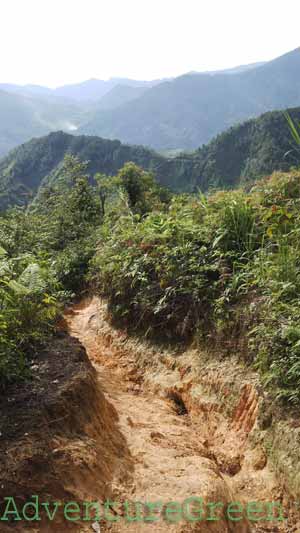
[0,61,265,102]
[189,61,266,76]
[94,85,148,111]
[53,78,160,102]
[0,77,166,103]
[80,48,300,150]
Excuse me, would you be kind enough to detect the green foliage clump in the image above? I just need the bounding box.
[0,248,59,388]
[30,155,102,292]
[0,156,169,387]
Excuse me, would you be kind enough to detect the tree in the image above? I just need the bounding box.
[117,162,168,214]
[94,173,121,217]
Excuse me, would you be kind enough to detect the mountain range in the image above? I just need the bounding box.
[80,48,300,150]
[0,104,298,210]
[0,48,299,159]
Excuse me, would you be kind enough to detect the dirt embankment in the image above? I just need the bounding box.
[0,332,133,532]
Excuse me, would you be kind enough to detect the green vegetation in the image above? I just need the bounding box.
[0,156,170,388]
[0,249,59,387]
[187,106,300,190]
[90,166,300,406]
[0,131,168,211]
[0,155,103,388]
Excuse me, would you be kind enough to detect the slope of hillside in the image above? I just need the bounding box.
[80,48,300,150]
[182,106,300,190]
[95,84,148,111]
[0,90,47,156]
[0,83,54,98]
[127,106,300,192]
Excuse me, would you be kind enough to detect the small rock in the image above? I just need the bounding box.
[150,431,165,440]
[252,446,267,470]
[215,450,242,476]
[92,523,100,532]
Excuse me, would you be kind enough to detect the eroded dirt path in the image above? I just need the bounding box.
[65,298,293,533]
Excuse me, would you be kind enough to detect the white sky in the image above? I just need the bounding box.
[1,0,299,87]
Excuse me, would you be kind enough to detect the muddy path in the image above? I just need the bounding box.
[65,298,293,532]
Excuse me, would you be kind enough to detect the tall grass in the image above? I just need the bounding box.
[214,196,257,256]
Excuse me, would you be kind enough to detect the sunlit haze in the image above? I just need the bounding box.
[1,0,299,87]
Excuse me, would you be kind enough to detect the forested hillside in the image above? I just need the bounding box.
[80,48,300,150]
[0,156,171,387]
[0,106,299,210]
[184,106,300,189]
[1,108,300,531]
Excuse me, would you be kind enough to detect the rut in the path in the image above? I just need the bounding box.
[65,298,290,533]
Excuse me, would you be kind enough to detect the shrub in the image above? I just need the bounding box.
[90,201,222,339]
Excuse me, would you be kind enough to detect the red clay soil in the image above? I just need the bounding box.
[0,297,298,532]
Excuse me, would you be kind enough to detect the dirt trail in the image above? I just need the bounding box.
[65,298,292,532]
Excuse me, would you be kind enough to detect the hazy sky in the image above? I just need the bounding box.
[2,0,299,87]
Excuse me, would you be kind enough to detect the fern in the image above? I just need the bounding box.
[18,263,47,293]
[7,279,30,295]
